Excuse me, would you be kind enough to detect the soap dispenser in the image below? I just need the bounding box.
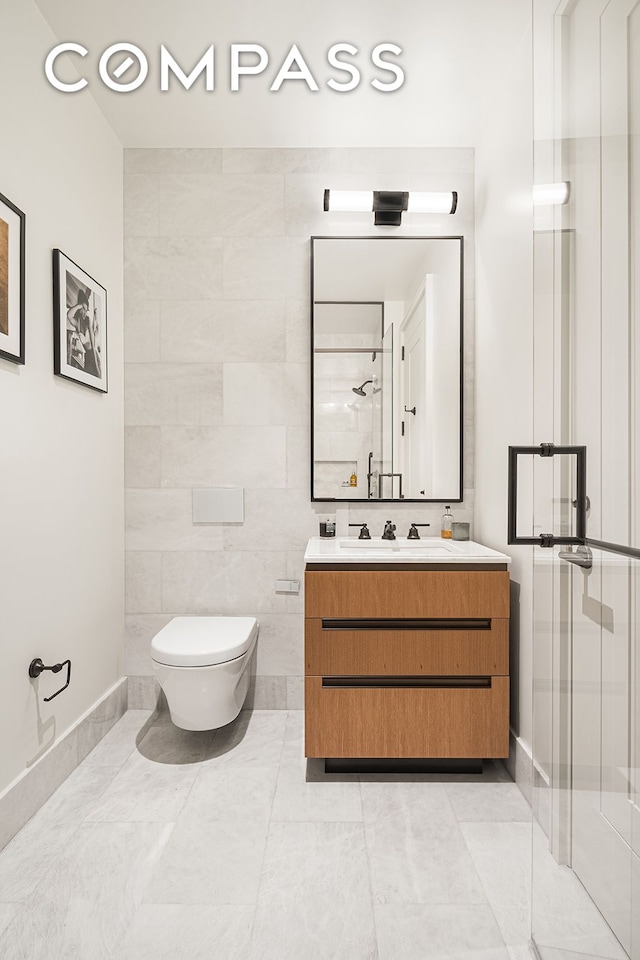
[441,505,453,539]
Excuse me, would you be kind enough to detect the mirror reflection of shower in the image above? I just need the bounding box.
[312,300,392,497]
[312,237,463,501]
[352,379,373,397]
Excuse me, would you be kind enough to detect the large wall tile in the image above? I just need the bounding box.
[222,147,474,176]
[253,614,304,676]
[123,146,476,698]
[158,174,284,237]
[245,676,288,710]
[160,301,286,363]
[126,489,224,552]
[286,677,304,709]
[223,238,308,300]
[125,427,162,488]
[76,681,128,764]
[125,237,222,300]
[223,148,342,174]
[161,551,290,615]
[125,615,174,676]
[285,300,309,363]
[125,553,162,614]
[223,488,317,552]
[125,149,223,174]
[286,426,310,490]
[124,149,160,174]
[127,676,162,711]
[125,363,223,426]
[124,175,159,238]
[124,301,161,362]
[223,362,308,426]
[160,425,287,488]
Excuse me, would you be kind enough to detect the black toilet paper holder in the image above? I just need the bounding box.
[28,658,72,702]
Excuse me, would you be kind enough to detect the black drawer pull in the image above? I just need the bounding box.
[321,618,492,631]
[322,676,492,689]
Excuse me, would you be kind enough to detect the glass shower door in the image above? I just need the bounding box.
[531,0,640,957]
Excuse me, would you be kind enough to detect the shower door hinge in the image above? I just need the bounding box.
[401,421,405,437]
[507,443,587,547]
[401,346,405,360]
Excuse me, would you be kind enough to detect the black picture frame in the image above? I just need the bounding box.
[53,249,108,393]
[0,191,26,365]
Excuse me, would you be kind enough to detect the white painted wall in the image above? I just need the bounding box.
[474,24,534,750]
[0,0,124,794]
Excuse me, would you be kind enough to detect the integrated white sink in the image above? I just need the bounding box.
[304,536,511,564]
[338,537,455,555]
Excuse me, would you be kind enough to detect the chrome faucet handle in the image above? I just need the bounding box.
[407,523,430,540]
[382,520,396,541]
[349,522,371,539]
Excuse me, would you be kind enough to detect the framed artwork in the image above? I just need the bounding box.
[0,191,26,365]
[53,249,108,393]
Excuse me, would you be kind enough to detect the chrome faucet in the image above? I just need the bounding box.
[382,520,396,540]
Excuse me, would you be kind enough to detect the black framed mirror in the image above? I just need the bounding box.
[310,236,463,502]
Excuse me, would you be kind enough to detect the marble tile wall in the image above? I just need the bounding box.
[124,148,476,705]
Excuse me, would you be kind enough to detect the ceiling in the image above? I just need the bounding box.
[34,0,530,148]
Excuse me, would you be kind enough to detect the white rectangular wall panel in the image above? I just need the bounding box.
[192,488,244,523]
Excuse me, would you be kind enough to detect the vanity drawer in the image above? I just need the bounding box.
[304,675,509,759]
[305,618,509,676]
[305,570,510,620]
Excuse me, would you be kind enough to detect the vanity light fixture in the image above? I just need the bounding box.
[323,189,458,225]
[532,182,570,206]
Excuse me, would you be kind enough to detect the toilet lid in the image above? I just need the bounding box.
[151,616,259,667]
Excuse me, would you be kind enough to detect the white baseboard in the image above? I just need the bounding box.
[0,677,128,852]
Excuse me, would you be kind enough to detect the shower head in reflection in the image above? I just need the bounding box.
[352,380,374,397]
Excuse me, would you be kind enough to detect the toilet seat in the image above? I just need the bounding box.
[150,616,259,667]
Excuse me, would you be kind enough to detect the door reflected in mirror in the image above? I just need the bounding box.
[311,236,463,502]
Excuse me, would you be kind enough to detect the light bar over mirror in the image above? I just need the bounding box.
[323,190,458,225]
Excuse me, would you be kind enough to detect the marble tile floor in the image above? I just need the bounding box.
[0,709,619,960]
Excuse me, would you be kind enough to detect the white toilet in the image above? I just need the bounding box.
[150,616,259,730]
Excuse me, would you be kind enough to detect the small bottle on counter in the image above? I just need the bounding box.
[349,471,358,487]
[441,505,454,539]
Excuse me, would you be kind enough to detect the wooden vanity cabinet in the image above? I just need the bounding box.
[304,564,510,760]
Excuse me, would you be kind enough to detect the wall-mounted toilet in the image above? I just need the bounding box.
[150,616,259,730]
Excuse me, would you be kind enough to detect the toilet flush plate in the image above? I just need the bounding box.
[192,488,244,523]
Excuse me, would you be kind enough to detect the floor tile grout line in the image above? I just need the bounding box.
[244,708,289,948]
[359,779,383,959]
[457,818,522,952]
[101,718,217,952]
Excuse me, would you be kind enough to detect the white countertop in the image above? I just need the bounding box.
[304,537,511,564]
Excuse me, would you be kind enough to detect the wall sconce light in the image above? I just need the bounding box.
[532,182,570,206]
[323,189,458,225]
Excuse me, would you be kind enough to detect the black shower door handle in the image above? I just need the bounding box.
[507,443,587,548]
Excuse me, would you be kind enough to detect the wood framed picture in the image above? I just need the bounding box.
[53,249,108,393]
[0,191,26,365]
